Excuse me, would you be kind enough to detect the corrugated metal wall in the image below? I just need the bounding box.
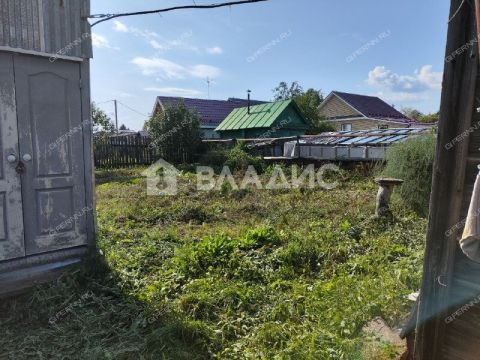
[0,0,92,58]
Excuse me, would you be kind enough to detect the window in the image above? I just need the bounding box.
[341,123,352,131]
[378,124,389,130]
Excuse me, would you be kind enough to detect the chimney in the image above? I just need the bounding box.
[247,89,252,114]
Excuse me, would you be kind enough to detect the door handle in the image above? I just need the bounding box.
[22,154,32,162]
[15,161,25,175]
[7,154,16,163]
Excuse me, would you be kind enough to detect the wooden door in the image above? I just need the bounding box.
[14,55,88,255]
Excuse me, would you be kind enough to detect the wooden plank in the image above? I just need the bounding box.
[41,0,51,54]
[63,0,72,51]
[51,0,62,54]
[70,0,80,57]
[80,60,96,251]
[7,0,16,48]
[19,0,28,49]
[25,0,34,50]
[13,0,22,49]
[37,0,45,52]
[0,46,83,62]
[80,0,92,59]
[414,0,479,358]
[0,0,6,45]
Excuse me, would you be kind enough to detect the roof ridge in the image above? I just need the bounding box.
[333,90,380,99]
[157,96,267,103]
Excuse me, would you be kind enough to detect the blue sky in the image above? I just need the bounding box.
[90,0,450,130]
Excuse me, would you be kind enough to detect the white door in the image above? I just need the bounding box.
[0,53,89,261]
[14,55,88,255]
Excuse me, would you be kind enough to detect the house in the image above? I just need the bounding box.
[152,96,266,139]
[318,91,415,131]
[215,99,309,139]
[0,0,95,295]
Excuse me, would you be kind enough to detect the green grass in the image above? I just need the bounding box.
[0,166,426,359]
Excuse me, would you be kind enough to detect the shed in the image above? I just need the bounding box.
[0,0,94,296]
[215,99,309,139]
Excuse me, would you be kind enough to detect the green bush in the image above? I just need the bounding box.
[198,149,228,168]
[225,141,265,173]
[382,134,436,216]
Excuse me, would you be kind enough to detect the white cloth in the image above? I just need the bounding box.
[460,171,480,263]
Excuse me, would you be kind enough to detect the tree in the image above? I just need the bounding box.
[273,81,304,101]
[147,102,201,163]
[401,107,439,123]
[119,124,128,131]
[272,82,332,134]
[418,111,440,123]
[91,102,115,133]
[401,107,423,121]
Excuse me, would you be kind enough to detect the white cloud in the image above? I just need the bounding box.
[112,21,195,51]
[367,65,442,93]
[374,91,429,103]
[207,46,223,55]
[91,33,118,50]
[112,21,161,49]
[115,91,136,98]
[131,57,221,80]
[113,20,129,33]
[149,40,164,50]
[416,65,443,91]
[131,57,186,78]
[189,64,221,78]
[144,87,203,97]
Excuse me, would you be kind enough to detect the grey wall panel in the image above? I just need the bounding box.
[0,0,92,58]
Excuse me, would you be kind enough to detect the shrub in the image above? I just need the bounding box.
[198,149,228,168]
[225,141,265,172]
[382,133,436,216]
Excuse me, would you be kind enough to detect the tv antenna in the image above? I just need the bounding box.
[207,77,213,99]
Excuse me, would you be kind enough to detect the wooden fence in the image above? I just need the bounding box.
[94,135,160,168]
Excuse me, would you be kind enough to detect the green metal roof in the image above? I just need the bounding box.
[215,99,307,131]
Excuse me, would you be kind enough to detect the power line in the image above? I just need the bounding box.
[94,100,114,105]
[117,101,149,117]
[88,0,269,27]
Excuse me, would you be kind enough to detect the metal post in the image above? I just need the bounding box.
[114,99,118,133]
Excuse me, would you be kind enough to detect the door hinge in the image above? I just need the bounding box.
[79,78,83,89]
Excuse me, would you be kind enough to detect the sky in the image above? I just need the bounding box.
[90,0,451,130]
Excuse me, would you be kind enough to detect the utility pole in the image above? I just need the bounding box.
[113,99,119,132]
[207,77,211,99]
